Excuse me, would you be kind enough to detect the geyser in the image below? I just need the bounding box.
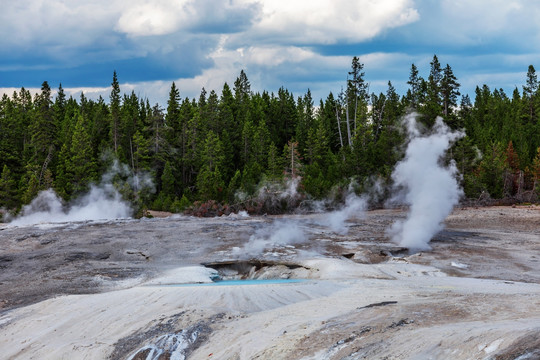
[9,185,132,227]
[326,191,367,234]
[7,159,153,227]
[388,114,463,251]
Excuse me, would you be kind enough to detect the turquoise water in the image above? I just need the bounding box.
[156,279,307,287]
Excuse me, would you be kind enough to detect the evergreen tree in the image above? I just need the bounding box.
[110,71,121,154]
[266,142,283,179]
[320,92,342,151]
[166,82,181,129]
[226,169,242,203]
[20,167,40,205]
[346,57,369,141]
[0,95,25,174]
[161,160,176,197]
[218,83,238,180]
[453,136,481,198]
[296,90,314,156]
[30,81,57,178]
[283,141,302,178]
[423,55,443,125]
[522,65,538,127]
[478,143,507,198]
[441,64,461,117]
[270,87,297,149]
[366,81,404,178]
[91,96,110,157]
[54,84,66,132]
[55,143,72,199]
[406,63,422,108]
[147,104,167,174]
[121,91,142,166]
[523,65,538,99]
[132,130,151,173]
[177,98,195,188]
[0,165,19,210]
[205,90,220,135]
[233,70,251,149]
[69,112,97,194]
[253,119,271,165]
[234,70,251,105]
[241,118,256,166]
[196,131,225,200]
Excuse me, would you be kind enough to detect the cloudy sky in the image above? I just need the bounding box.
[1,0,539,105]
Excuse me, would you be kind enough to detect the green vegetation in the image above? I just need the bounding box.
[1,56,540,216]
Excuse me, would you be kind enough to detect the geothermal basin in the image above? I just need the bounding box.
[0,206,539,359]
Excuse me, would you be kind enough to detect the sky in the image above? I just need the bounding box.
[1,0,540,106]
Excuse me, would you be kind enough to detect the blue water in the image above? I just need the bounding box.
[157,279,307,287]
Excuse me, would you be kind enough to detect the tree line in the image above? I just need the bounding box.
[1,55,540,217]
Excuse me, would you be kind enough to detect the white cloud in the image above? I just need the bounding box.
[0,0,118,48]
[7,0,537,107]
[250,0,419,44]
[114,0,261,37]
[115,1,187,36]
[240,46,315,66]
[1,0,420,47]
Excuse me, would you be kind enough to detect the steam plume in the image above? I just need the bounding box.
[8,159,153,227]
[235,219,307,257]
[326,191,367,234]
[388,114,463,251]
[9,186,131,227]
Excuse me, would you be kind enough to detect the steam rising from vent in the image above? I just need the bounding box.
[388,114,463,251]
[102,159,154,193]
[9,186,131,227]
[236,220,307,257]
[8,159,153,227]
[326,191,367,234]
[254,177,302,211]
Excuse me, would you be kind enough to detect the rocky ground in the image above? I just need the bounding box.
[0,206,539,359]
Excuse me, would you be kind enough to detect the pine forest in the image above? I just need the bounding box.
[1,55,540,218]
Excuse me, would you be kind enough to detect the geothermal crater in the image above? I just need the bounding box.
[0,206,539,359]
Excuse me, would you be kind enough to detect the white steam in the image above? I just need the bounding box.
[9,186,131,227]
[232,177,309,257]
[388,114,463,251]
[326,192,367,234]
[8,160,154,227]
[235,220,307,257]
[102,159,154,193]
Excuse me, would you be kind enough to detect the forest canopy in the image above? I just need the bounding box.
[1,55,540,218]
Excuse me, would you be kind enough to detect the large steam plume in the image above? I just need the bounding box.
[9,186,131,227]
[388,114,463,251]
[8,160,153,227]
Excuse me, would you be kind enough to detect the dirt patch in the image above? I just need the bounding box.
[145,210,174,218]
